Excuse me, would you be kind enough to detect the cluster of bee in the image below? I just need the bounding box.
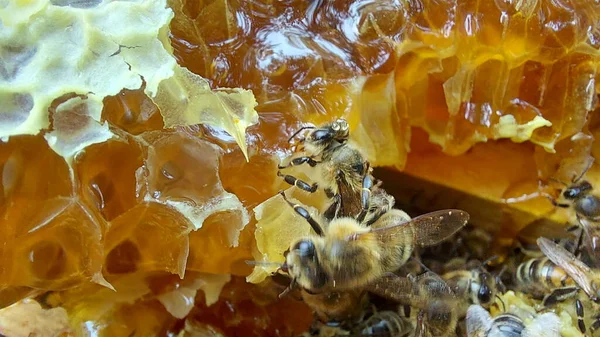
[259,118,600,337]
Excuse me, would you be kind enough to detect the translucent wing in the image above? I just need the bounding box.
[522,312,561,337]
[367,209,470,247]
[336,171,362,219]
[367,274,428,309]
[537,237,596,299]
[466,305,492,337]
[578,217,600,262]
[366,272,454,309]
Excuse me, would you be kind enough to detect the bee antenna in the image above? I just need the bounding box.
[287,126,315,143]
[573,157,595,183]
[495,294,506,313]
[278,278,297,298]
[548,177,568,187]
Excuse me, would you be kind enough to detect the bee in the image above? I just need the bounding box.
[514,255,578,306]
[353,310,413,337]
[279,190,469,292]
[363,270,460,337]
[546,158,600,261]
[466,304,561,337]
[537,237,600,335]
[300,288,369,326]
[442,257,504,316]
[278,118,392,224]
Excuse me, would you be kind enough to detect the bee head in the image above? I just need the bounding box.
[563,181,592,200]
[285,239,330,292]
[330,119,349,140]
[475,271,495,306]
[307,118,349,146]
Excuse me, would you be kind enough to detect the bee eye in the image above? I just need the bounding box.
[331,123,340,131]
[311,130,331,141]
[294,240,316,258]
[563,189,577,199]
[477,285,491,304]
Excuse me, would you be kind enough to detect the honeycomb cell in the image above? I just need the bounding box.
[75,137,143,222]
[103,202,192,278]
[28,240,67,280]
[185,277,312,337]
[0,135,72,203]
[1,198,105,291]
[102,88,164,135]
[104,240,142,275]
[137,130,248,232]
[186,210,254,275]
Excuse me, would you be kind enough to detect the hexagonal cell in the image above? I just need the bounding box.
[103,202,192,278]
[0,135,72,204]
[75,137,143,222]
[1,198,104,291]
[137,131,249,233]
[102,89,164,135]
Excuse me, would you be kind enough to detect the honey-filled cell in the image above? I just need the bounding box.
[75,138,144,223]
[103,202,192,278]
[1,198,104,291]
[102,89,164,135]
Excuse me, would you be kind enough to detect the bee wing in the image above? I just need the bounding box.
[366,272,454,309]
[368,209,469,247]
[578,217,600,261]
[521,312,561,337]
[336,171,362,218]
[537,237,596,298]
[465,305,492,337]
[366,274,428,309]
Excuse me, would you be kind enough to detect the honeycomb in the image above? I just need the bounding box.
[1,0,600,336]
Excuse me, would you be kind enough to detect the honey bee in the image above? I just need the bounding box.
[363,270,460,337]
[300,288,369,325]
[279,190,469,292]
[278,118,392,224]
[546,158,600,261]
[514,255,578,306]
[351,310,413,337]
[442,257,504,316]
[537,237,600,335]
[465,304,561,337]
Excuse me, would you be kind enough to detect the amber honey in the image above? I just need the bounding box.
[1,0,600,336]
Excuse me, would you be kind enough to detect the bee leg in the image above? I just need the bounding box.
[590,315,600,334]
[541,286,579,307]
[567,225,585,256]
[323,190,341,221]
[356,174,374,224]
[278,156,321,169]
[575,299,586,334]
[277,172,319,193]
[279,191,324,236]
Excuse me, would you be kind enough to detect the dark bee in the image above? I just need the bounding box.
[442,257,504,316]
[547,158,600,261]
